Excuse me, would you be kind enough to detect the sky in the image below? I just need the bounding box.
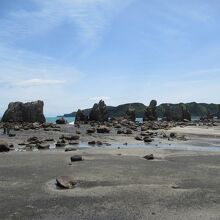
[0,0,220,116]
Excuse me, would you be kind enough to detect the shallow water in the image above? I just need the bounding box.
[48,142,220,152]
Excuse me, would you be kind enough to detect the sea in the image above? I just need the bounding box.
[46,117,75,124]
[46,117,144,124]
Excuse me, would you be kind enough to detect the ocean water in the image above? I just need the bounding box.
[46,117,143,124]
[46,117,75,124]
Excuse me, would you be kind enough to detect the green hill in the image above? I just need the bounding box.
[63,102,220,118]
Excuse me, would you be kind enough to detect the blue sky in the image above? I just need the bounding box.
[0,0,220,116]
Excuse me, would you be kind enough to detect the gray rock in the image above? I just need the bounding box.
[89,100,108,122]
[143,154,154,160]
[143,100,158,121]
[56,176,76,189]
[0,140,10,152]
[1,100,45,123]
[70,155,83,162]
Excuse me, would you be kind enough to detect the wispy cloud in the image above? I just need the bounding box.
[10,78,66,88]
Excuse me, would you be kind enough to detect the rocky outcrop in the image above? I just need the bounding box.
[89,100,108,122]
[217,105,220,119]
[75,109,88,123]
[1,101,46,123]
[143,100,158,121]
[163,104,191,121]
[125,106,136,122]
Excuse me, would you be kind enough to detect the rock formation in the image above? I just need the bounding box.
[89,100,108,122]
[163,104,191,121]
[75,109,88,123]
[125,106,136,122]
[1,100,46,123]
[143,100,158,121]
[217,105,220,119]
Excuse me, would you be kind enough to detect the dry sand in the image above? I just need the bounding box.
[0,124,220,220]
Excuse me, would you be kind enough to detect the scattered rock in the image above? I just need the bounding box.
[87,129,95,134]
[97,126,110,133]
[65,147,78,152]
[88,141,96,145]
[8,133,16,137]
[56,176,76,189]
[0,140,10,152]
[70,155,83,162]
[135,136,143,141]
[56,117,67,124]
[37,144,50,150]
[144,137,153,143]
[143,154,154,160]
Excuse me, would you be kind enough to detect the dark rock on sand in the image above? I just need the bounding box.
[144,137,153,143]
[135,136,143,141]
[56,176,76,189]
[1,100,45,123]
[65,147,78,152]
[143,154,154,160]
[88,141,96,145]
[87,129,95,134]
[56,117,67,124]
[70,155,83,162]
[37,144,50,150]
[89,100,108,122]
[97,126,110,133]
[0,140,10,152]
[143,100,157,121]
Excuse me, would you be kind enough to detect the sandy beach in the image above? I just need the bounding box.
[0,122,220,220]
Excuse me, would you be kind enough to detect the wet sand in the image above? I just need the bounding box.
[0,124,220,219]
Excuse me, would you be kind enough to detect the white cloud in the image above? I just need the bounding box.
[10,78,66,88]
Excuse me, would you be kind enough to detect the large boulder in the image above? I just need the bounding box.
[89,100,108,122]
[75,109,88,123]
[143,100,158,121]
[125,106,136,122]
[56,117,67,124]
[1,100,46,123]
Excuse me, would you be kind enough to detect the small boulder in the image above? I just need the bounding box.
[97,126,110,133]
[56,176,76,189]
[143,154,154,160]
[70,155,83,162]
[0,140,10,152]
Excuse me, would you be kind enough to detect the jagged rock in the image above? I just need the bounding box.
[125,106,136,122]
[163,104,191,122]
[143,100,158,121]
[1,100,45,123]
[89,100,108,122]
[75,109,88,123]
[0,140,10,152]
[97,126,110,133]
[56,117,67,124]
[56,176,76,189]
